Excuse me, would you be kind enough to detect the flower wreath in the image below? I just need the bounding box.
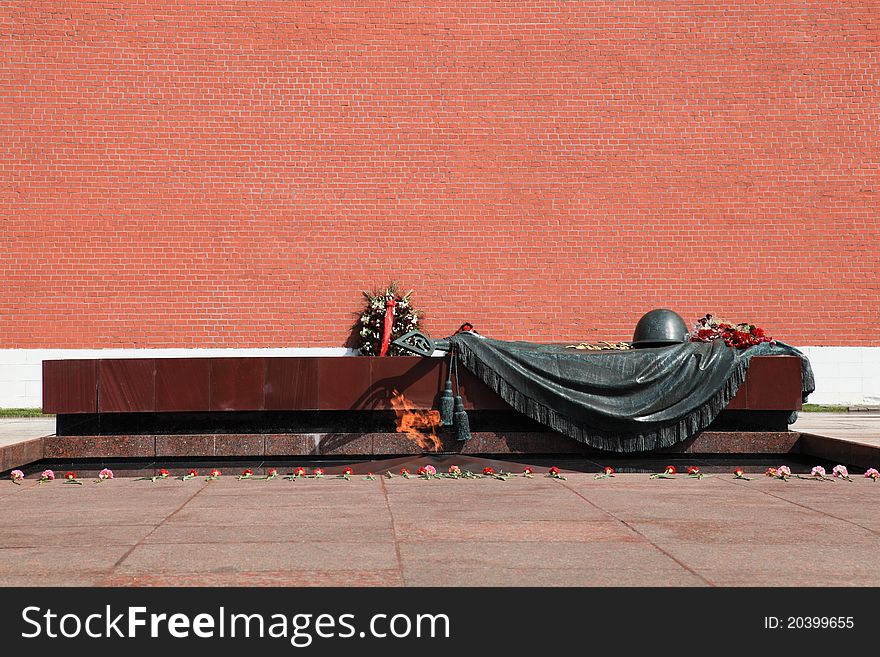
[357,283,426,356]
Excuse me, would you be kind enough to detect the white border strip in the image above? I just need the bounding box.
[0,346,878,408]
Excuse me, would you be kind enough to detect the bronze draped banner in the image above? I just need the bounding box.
[445,333,814,452]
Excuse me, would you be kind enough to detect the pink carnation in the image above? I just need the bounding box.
[810,466,826,477]
[423,465,437,476]
[11,470,24,483]
[40,469,55,481]
[864,468,879,480]
[832,465,849,478]
[98,468,114,480]
[777,465,791,477]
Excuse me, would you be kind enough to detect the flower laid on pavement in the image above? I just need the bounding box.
[263,467,278,481]
[205,469,221,481]
[799,466,833,482]
[766,466,791,481]
[10,470,25,485]
[398,468,412,479]
[312,468,325,479]
[38,469,55,484]
[340,466,354,481]
[650,465,677,480]
[237,469,254,481]
[594,466,615,480]
[96,468,114,483]
[832,465,853,482]
[138,468,170,483]
[285,466,308,481]
[548,466,567,481]
[865,468,879,481]
[522,466,534,479]
[64,471,83,485]
[733,467,751,481]
[482,466,495,477]
[687,466,706,480]
[365,472,376,481]
[181,469,198,481]
[448,465,462,478]
[417,465,437,479]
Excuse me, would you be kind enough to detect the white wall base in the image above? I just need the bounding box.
[796,347,880,406]
[0,346,877,409]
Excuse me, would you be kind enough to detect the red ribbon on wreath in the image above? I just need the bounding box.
[379,297,397,357]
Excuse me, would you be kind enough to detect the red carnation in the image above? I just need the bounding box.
[665,465,677,475]
[733,467,751,480]
[65,471,76,480]
[188,469,198,477]
[295,467,307,477]
[687,466,699,475]
[483,467,495,476]
[604,466,614,475]
[343,467,354,476]
[547,466,566,480]
[159,469,169,478]
[267,468,278,476]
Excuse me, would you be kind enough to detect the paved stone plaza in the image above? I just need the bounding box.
[3,463,879,587]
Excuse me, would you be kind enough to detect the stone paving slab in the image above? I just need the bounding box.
[2,473,880,587]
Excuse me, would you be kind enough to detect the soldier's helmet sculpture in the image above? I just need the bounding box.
[632,309,690,348]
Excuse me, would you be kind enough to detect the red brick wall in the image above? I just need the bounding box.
[3,2,878,348]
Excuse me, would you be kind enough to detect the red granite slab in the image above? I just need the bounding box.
[318,357,374,410]
[98,359,156,412]
[155,435,215,457]
[723,377,748,410]
[667,431,803,454]
[29,429,813,459]
[42,360,97,414]
[42,435,155,459]
[214,434,265,457]
[210,358,266,411]
[317,433,375,455]
[264,358,320,410]
[745,356,803,410]
[797,433,879,469]
[0,438,44,472]
[155,358,210,411]
[370,357,447,409]
[264,434,319,456]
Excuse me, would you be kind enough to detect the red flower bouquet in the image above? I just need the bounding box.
[691,314,775,349]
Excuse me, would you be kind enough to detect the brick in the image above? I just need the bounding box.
[1,4,877,349]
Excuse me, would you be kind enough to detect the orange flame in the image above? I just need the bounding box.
[389,389,442,452]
